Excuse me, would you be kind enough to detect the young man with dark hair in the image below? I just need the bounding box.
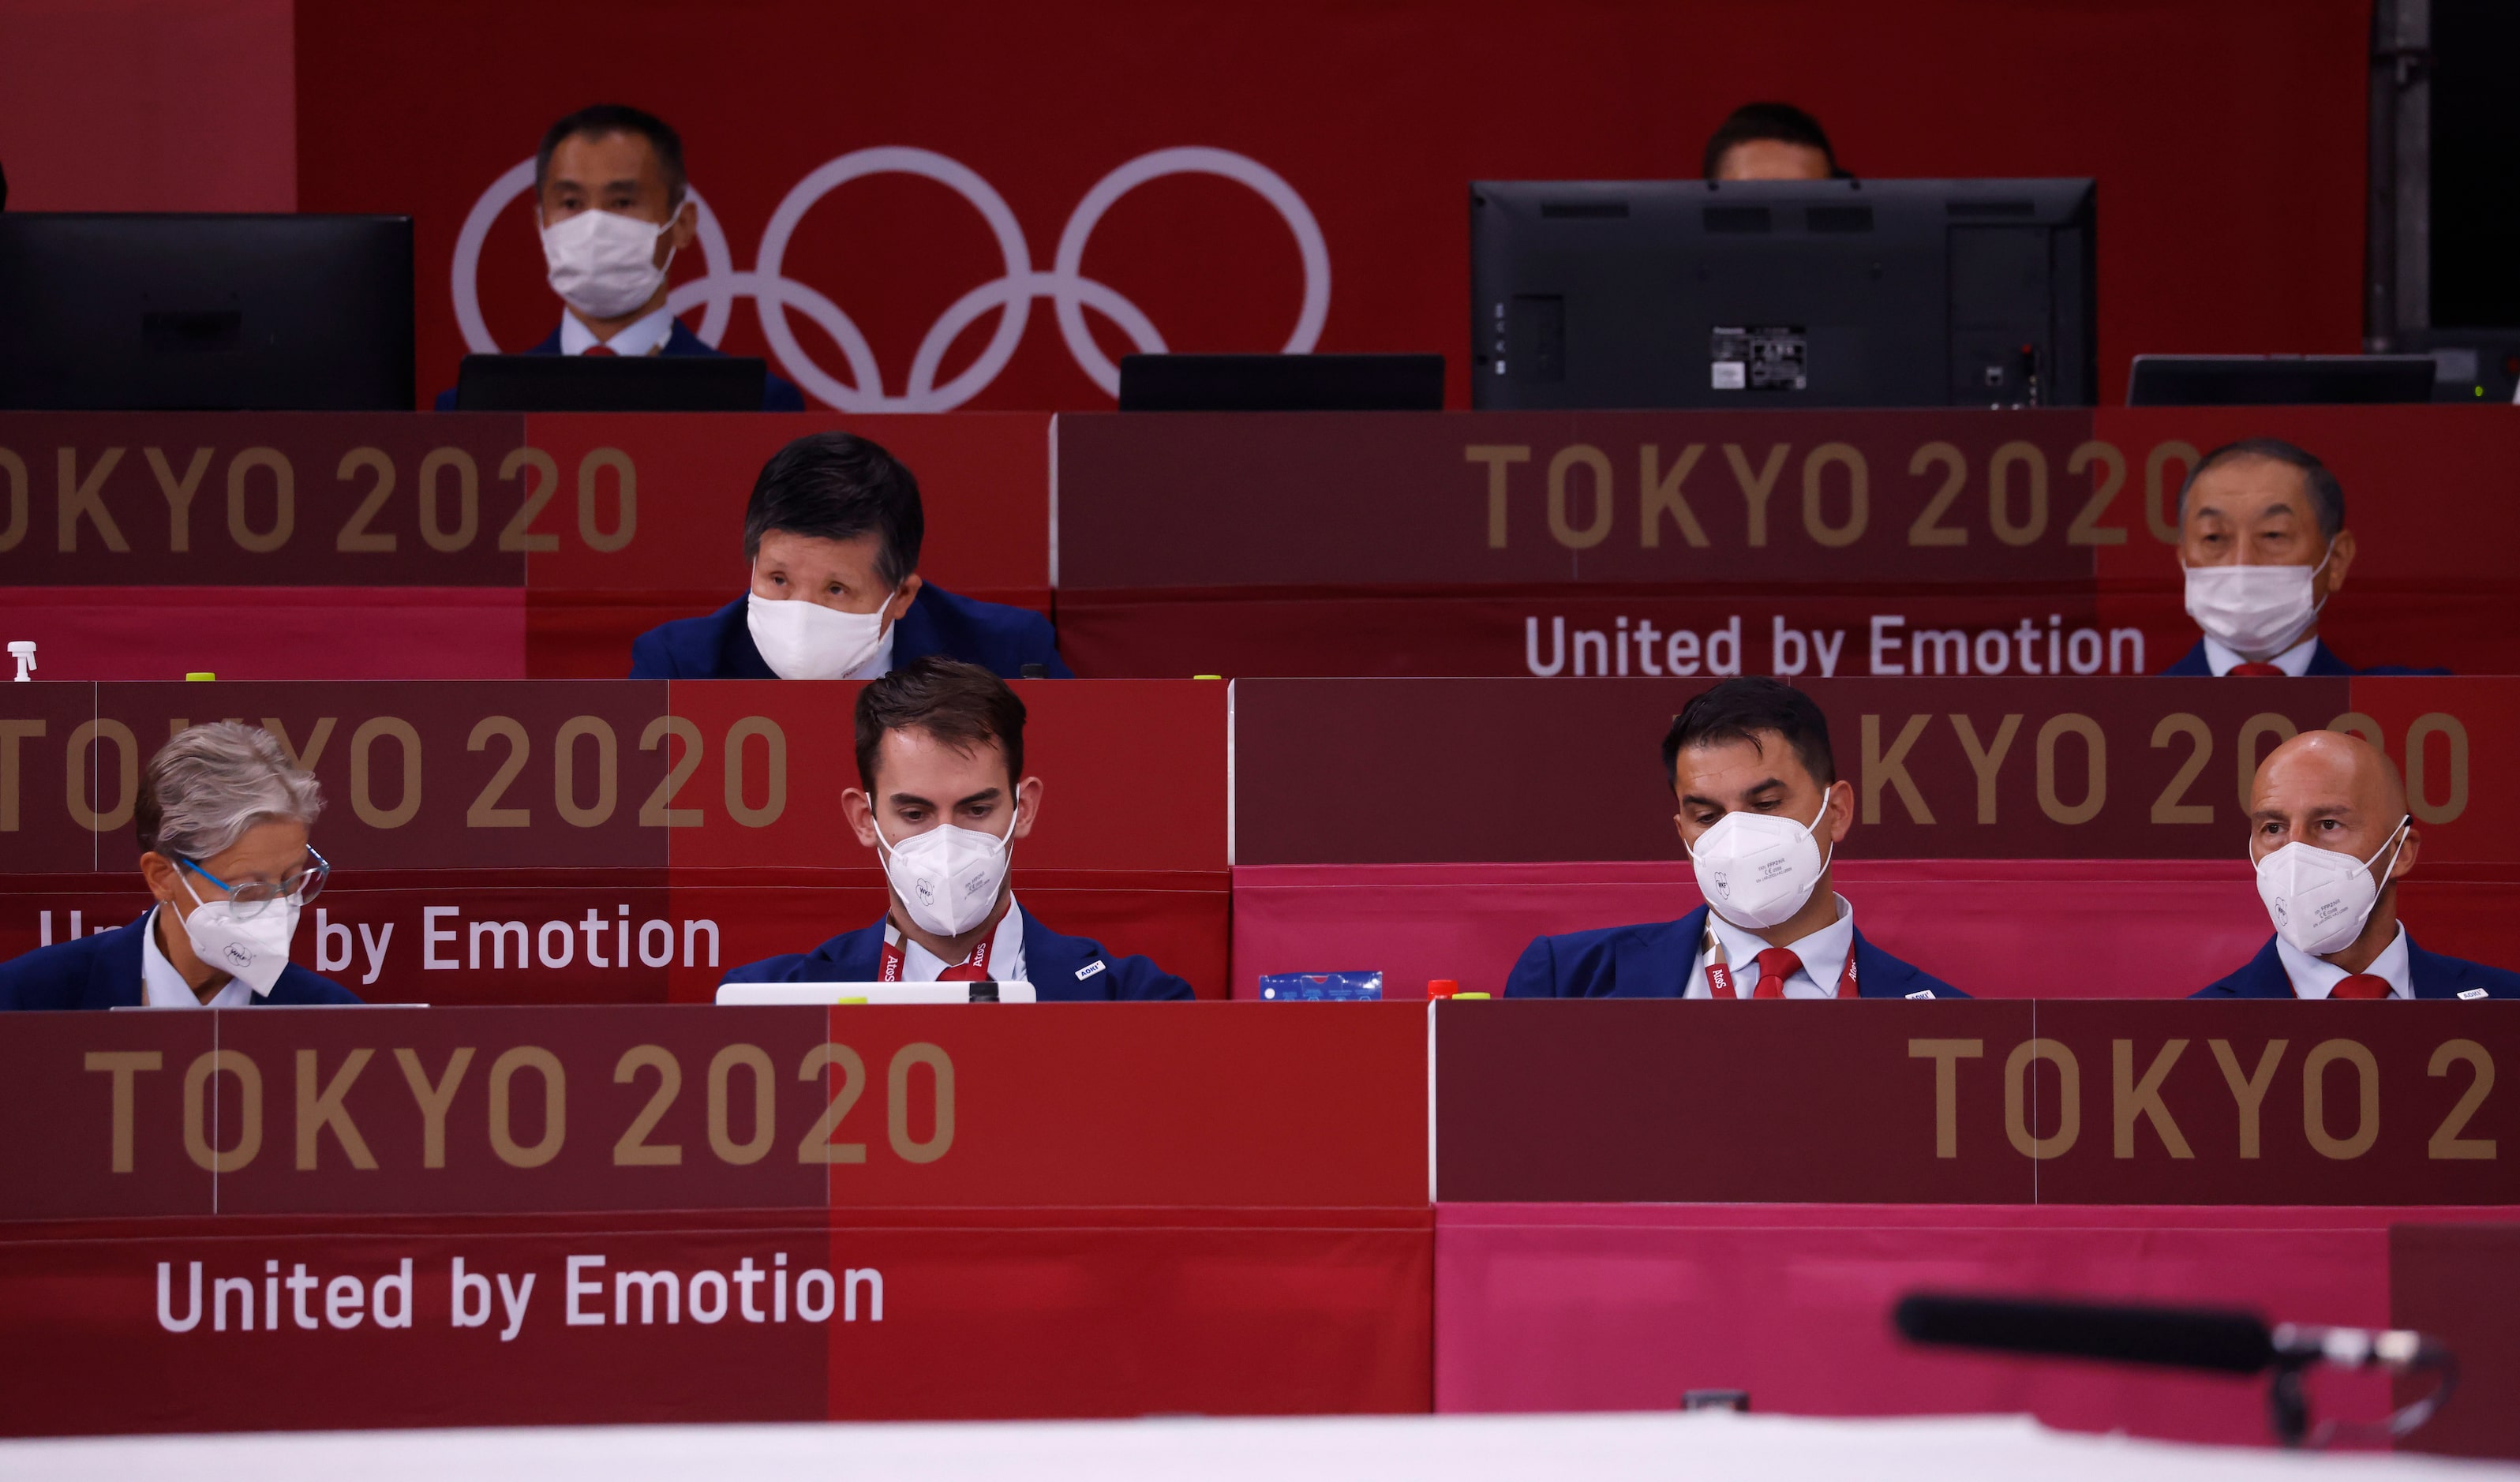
[434,103,804,410]
[629,431,1072,679]
[1505,676,1964,999]
[721,657,1191,997]
[2162,437,2442,676]
[1702,102,1844,182]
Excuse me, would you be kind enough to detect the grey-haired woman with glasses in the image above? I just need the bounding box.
[0,722,360,1009]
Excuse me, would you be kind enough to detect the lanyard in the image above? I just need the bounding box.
[1702,926,1860,999]
[878,927,992,983]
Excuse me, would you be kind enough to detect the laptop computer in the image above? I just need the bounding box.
[714,982,1039,1005]
[455,353,768,411]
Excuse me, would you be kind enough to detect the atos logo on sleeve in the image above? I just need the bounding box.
[453,146,1331,411]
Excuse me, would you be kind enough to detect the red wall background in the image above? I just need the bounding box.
[279,0,2368,410]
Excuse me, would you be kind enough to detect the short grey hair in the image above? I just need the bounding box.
[2176,436,2346,538]
[136,722,324,862]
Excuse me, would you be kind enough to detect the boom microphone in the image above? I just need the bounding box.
[1894,1293,2276,1373]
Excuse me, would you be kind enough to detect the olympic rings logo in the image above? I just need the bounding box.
[452,146,1331,411]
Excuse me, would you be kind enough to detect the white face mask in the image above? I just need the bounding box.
[746,591,894,681]
[1686,797,1833,932]
[2185,549,2329,663]
[540,208,673,320]
[174,874,298,996]
[2255,815,2410,958]
[874,808,1017,939]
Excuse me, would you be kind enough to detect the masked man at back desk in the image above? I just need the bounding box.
[2163,437,2443,677]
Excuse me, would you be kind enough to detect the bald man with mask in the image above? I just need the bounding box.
[2196,730,2519,998]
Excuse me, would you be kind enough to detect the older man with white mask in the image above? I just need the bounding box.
[0,723,359,1009]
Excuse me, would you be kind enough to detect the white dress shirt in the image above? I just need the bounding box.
[844,623,897,681]
[889,895,1028,983]
[558,305,676,357]
[1684,893,1859,999]
[2276,922,2412,999]
[2201,633,2319,676]
[140,906,252,1009]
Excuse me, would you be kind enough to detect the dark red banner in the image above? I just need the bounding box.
[0,1205,1432,1435]
[294,0,2365,410]
[0,679,1228,998]
[0,412,1049,681]
[1055,406,2520,679]
[1434,999,2520,1204]
[0,1003,1428,1219]
[1231,676,2511,864]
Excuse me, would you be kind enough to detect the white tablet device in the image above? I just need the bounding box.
[713,981,1039,1005]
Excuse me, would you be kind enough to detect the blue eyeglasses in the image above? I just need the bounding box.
[181,846,331,920]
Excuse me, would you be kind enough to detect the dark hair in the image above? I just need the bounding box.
[1662,676,1837,789]
[2177,437,2345,538]
[854,657,1027,794]
[743,432,924,585]
[1702,102,1842,181]
[536,104,687,208]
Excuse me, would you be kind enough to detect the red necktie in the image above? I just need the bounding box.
[2331,974,2391,1000]
[1751,947,1803,999]
[580,345,618,358]
[2229,662,2285,676]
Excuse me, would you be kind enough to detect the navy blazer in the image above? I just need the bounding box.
[628,587,1073,680]
[721,911,1193,1001]
[432,318,807,411]
[1505,904,1968,999]
[0,915,363,1010]
[2161,638,2447,678]
[2192,934,2520,999]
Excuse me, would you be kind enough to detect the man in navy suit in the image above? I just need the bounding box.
[723,658,1189,998]
[628,431,1070,680]
[432,103,805,411]
[2196,729,2518,999]
[2161,437,2442,677]
[0,723,360,1010]
[1507,676,1965,1000]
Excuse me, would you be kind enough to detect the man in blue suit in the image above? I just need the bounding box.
[2161,438,2442,677]
[432,103,805,411]
[2196,729,2519,999]
[1507,676,1965,1000]
[721,657,1189,999]
[628,431,1070,680]
[0,722,360,1009]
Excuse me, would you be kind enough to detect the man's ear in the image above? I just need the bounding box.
[840,788,882,850]
[1822,779,1856,845]
[887,574,923,622]
[661,198,699,257]
[138,851,181,908]
[2322,528,2357,598]
[1012,775,1044,840]
[2389,821,2420,883]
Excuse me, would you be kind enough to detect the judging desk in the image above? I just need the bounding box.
[0,1001,2511,1455]
[0,679,1227,1001]
[0,413,1051,682]
[1230,676,2519,1000]
[1054,405,2520,679]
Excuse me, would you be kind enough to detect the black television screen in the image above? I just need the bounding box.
[0,213,414,411]
[1469,178,2095,410]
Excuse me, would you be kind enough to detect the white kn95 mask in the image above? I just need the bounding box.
[540,209,674,320]
[1687,801,1833,932]
[174,879,299,997]
[2255,815,2410,958]
[876,810,1017,939]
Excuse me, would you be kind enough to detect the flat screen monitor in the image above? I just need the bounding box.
[713,982,1039,1005]
[1469,178,2097,410]
[2124,354,2437,406]
[0,213,414,410]
[455,354,767,411]
[1118,353,1446,410]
